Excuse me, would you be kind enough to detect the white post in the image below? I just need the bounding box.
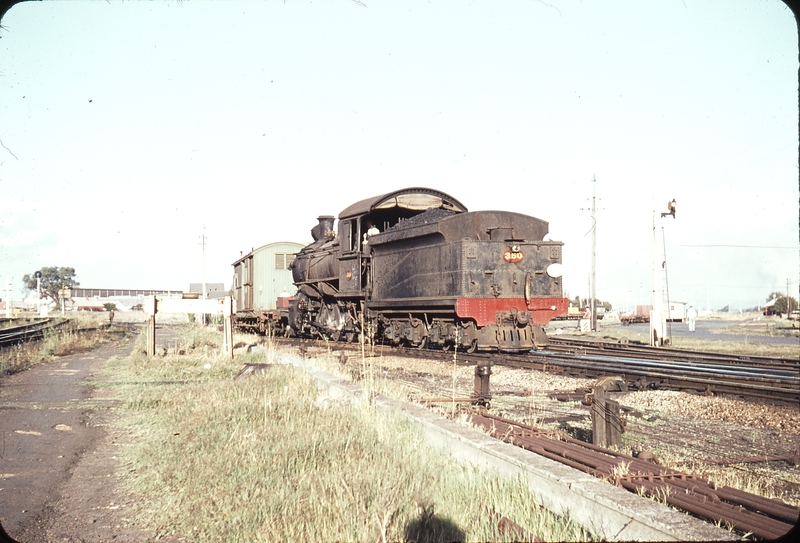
[222,295,233,359]
[650,200,676,345]
[650,210,667,346]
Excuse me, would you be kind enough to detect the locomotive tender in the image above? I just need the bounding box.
[282,187,568,352]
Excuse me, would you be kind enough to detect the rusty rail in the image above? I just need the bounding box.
[0,318,68,349]
[468,411,798,540]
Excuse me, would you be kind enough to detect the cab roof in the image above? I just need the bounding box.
[338,187,468,219]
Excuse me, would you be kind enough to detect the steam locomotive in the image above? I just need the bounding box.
[278,187,568,352]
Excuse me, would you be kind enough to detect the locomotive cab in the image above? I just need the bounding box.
[336,188,468,298]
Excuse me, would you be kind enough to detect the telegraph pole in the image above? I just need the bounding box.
[200,227,208,301]
[581,176,600,331]
[590,175,598,331]
[200,227,208,325]
[5,276,11,318]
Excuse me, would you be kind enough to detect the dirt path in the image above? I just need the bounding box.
[0,328,179,543]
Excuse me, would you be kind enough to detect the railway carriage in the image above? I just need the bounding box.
[231,241,304,334]
[286,187,568,352]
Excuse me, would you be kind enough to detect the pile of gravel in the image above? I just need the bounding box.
[619,390,800,434]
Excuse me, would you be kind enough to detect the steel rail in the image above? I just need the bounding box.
[0,318,68,349]
[537,350,800,382]
[530,354,800,390]
[514,351,800,402]
[469,411,798,540]
[549,336,799,369]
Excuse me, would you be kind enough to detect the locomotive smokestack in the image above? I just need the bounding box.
[311,215,336,241]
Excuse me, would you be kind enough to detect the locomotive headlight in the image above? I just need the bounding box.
[511,244,521,252]
[546,263,563,278]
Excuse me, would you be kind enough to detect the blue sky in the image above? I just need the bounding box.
[1,0,797,312]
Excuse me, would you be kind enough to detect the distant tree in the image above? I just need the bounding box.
[766,292,798,314]
[103,302,117,312]
[22,267,80,306]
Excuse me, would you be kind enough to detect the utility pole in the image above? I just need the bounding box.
[590,176,598,331]
[788,278,792,316]
[5,276,11,318]
[200,227,208,301]
[581,176,600,331]
[200,227,208,325]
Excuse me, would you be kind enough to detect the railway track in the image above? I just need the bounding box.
[0,318,68,349]
[548,335,798,369]
[520,337,800,403]
[0,318,130,355]
[289,334,799,404]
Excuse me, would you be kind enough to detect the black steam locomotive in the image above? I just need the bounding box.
[285,187,568,352]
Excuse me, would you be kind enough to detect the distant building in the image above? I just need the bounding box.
[71,288,179,298]
[667,301,686,322]
[61,288,185,312]
[189,283,226,299]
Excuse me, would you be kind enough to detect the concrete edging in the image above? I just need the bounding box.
[276,353,736,542]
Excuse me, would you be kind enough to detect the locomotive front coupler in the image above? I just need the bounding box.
[472,359,493,407]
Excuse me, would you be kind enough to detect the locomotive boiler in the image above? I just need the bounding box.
[287,187,568,352]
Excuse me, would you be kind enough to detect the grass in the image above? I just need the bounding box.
[103,326,595,542]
